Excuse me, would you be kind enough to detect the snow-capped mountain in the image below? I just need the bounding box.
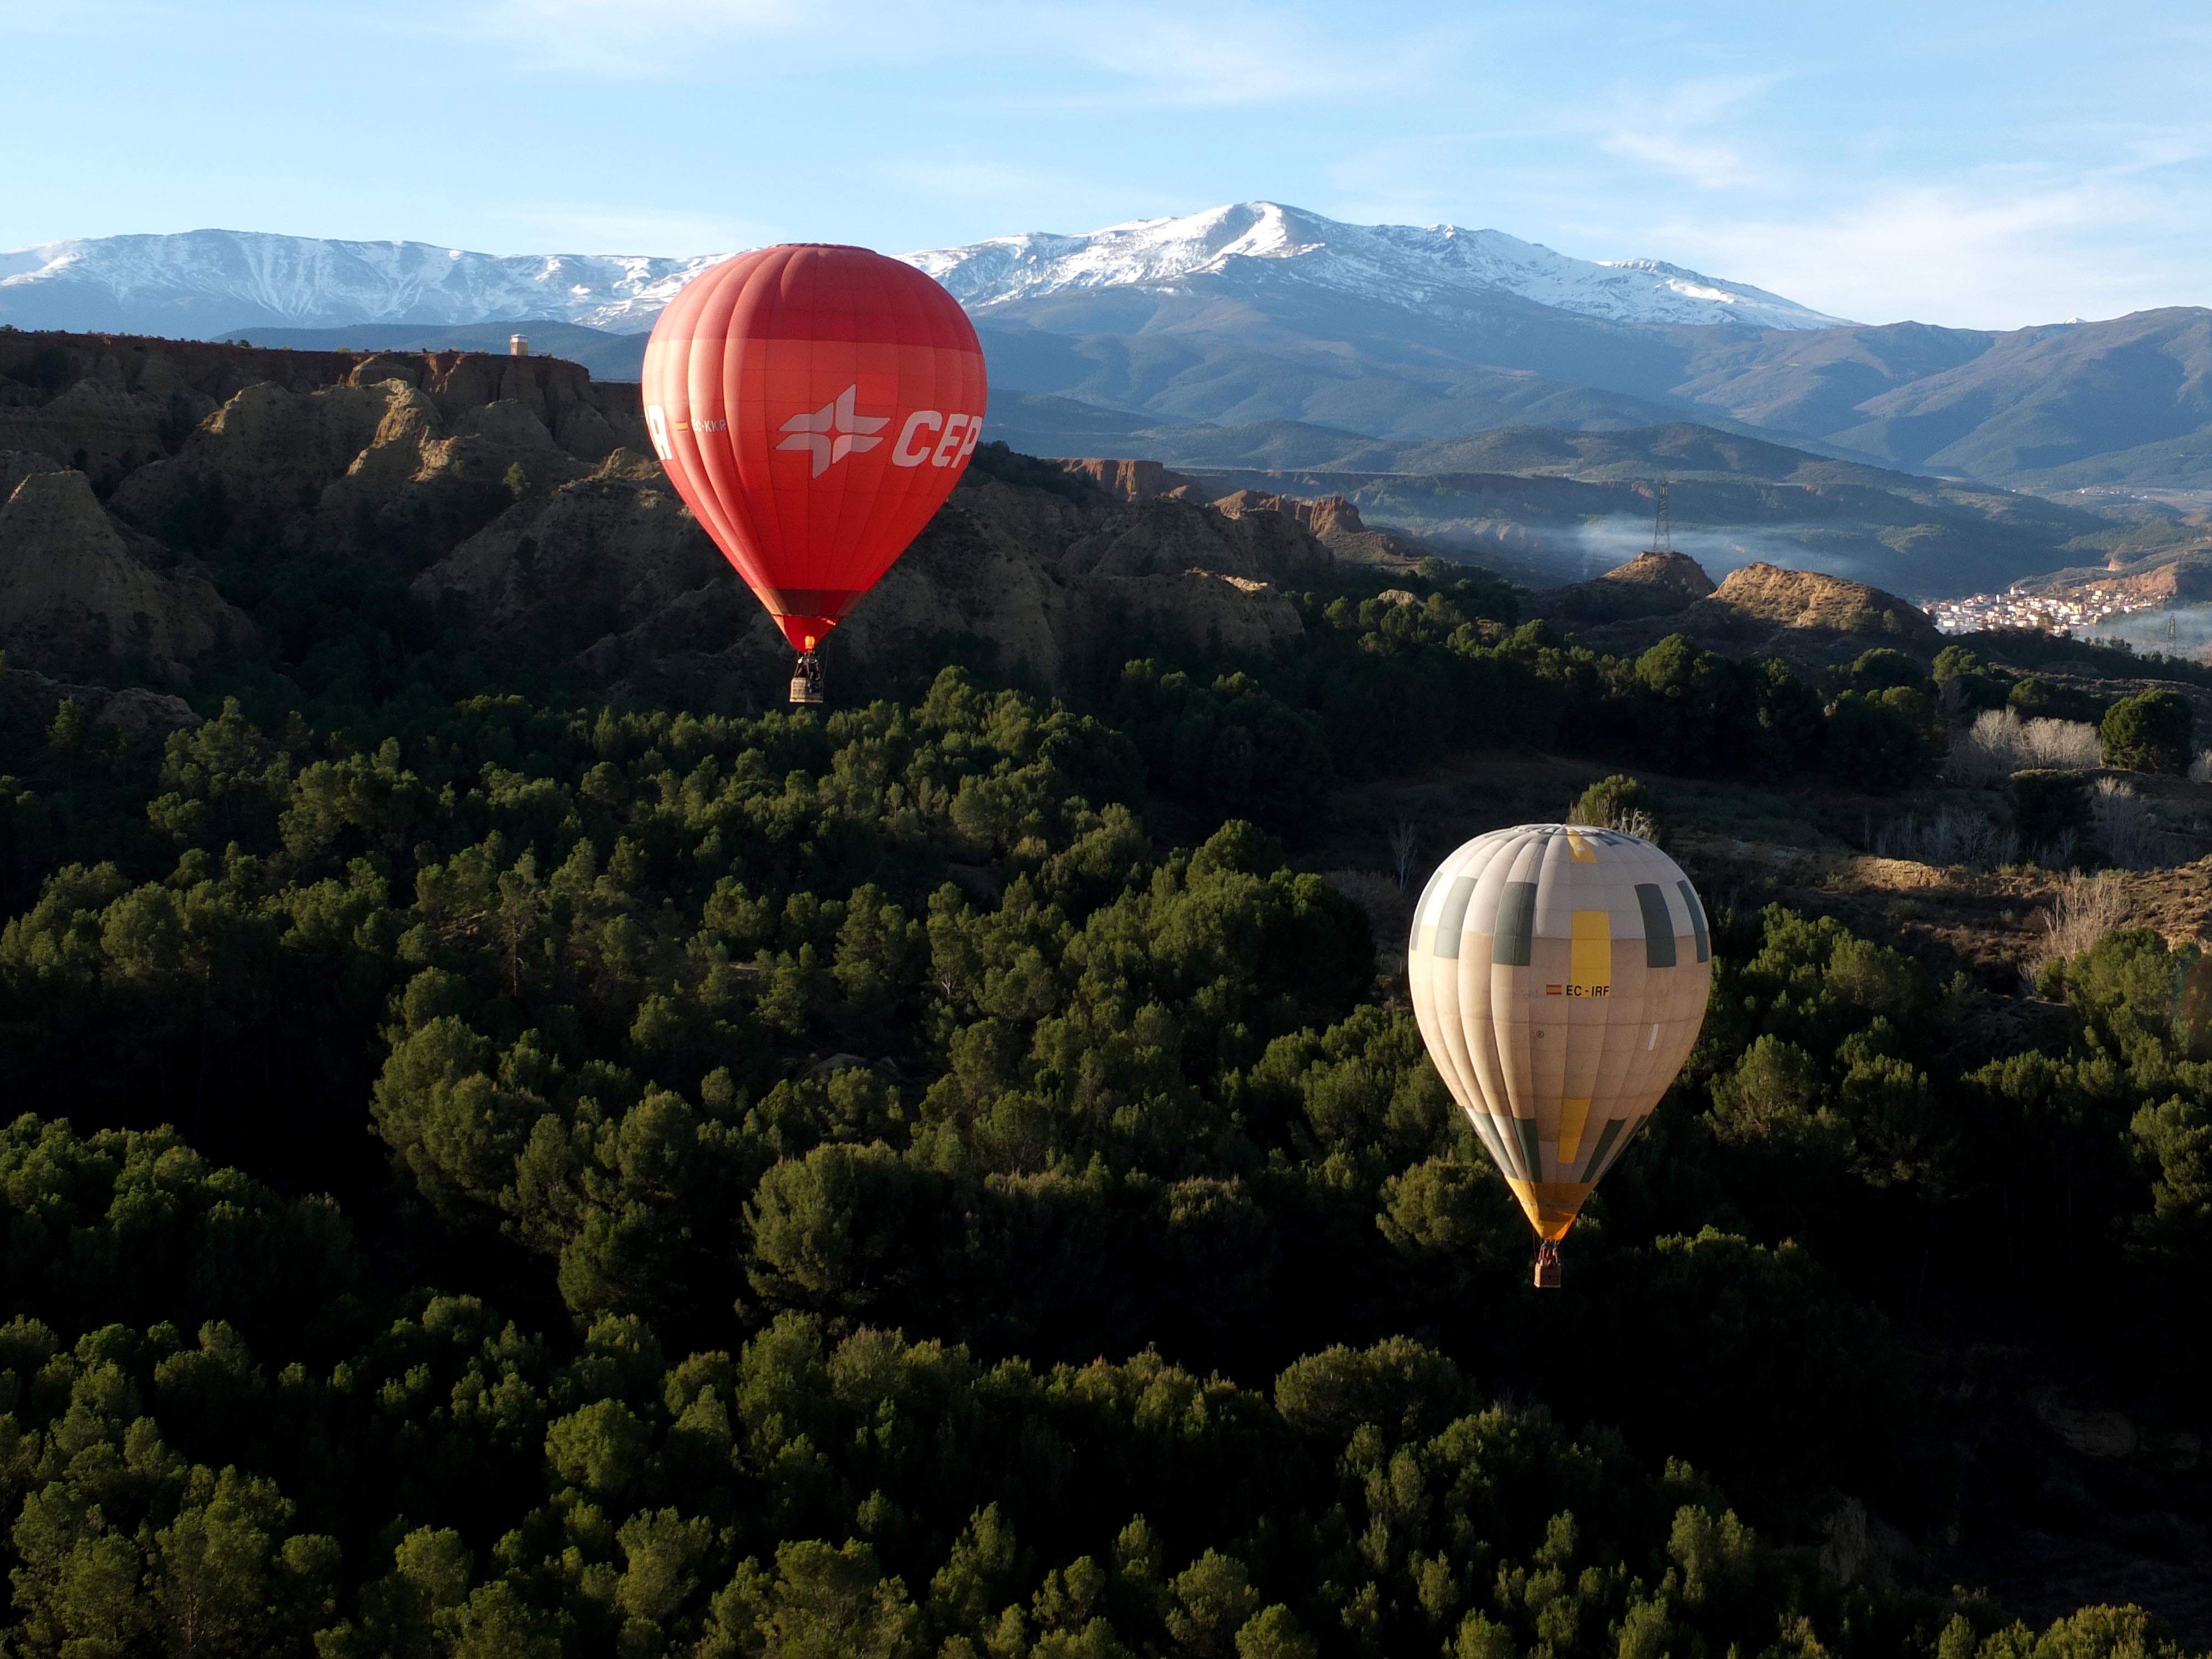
[906,202,1853,332]
[0,205,1849,337]
[0,230,721,336]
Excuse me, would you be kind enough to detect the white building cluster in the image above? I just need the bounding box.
[1928,586,2154,637]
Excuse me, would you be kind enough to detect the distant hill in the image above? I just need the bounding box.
[1648,312,2212,490]
[1829,308,2212,481]
[980,295,2212,493]
[1665,321,2004,439]
[982,392,1881,475]
[1154,423,2110,597]
[983,392,2121,596]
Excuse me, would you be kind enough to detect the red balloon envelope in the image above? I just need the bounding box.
[639,244,988,659]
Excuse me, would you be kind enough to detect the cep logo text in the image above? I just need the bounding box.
[893,411,984,468]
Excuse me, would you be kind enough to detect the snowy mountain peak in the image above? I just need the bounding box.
[904,202,1324,301]
[0,207,1851,338]
[905,201,1853,332]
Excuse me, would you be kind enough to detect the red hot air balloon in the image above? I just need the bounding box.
[639,244,988,703]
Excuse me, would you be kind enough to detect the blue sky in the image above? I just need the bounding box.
[7,0,2209,328]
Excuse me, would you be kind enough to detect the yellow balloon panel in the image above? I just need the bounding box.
[1407,825,1713,1239]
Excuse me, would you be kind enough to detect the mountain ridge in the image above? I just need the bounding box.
[905,201,1854,332]
[0,229,718,336]
[0,205,1847,337]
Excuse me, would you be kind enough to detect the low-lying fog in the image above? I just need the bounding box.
[1562,518,1893,586]
[2089,602,2212,661]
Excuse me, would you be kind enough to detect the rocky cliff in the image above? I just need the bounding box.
[0,331,626,491]
[0,456,250,681]
[1537,549,1717,624]
[0,332,1373,703]
[1696,561,1940,641]
[1569,555,1945,670]
[1058,458,1196,503]
[0,331,649,679]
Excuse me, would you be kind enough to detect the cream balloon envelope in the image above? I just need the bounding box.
[1407,824,1714,1286]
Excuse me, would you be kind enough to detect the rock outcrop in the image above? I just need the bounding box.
[414,455,1327,698]
[0,332,661,687]
[0,664,200,767]
[0,331,628,510]
[1212,489,1363,538]
[415,451,731,665]
[0,450,65,498]
[0,373,174,484]
[838,498,1074,683]
[1698,562,1938,640]
[1211,489,1436,572]
[1058,458,1196,503]
[108,350,640,571]
[1574,560,1943,671]
[1606,549,1715,597]
[1538,550,1718,624]
[403,450,1349,702]
[1065,498,1333,586]
[0,462,251,680]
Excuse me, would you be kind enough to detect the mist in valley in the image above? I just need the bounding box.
[2089,599,2212,662]
[1406,512,1907,591]
[1561,515,1903,587]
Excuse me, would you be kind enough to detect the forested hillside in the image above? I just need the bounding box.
[2,398,2211,1656]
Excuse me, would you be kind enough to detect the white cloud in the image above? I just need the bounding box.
[1598,131,1761,192]
[1591,72,1787,191]
[1312,60,2212,327]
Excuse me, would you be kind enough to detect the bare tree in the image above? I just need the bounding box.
[2023,870,2132,989]
[1872,807,2016,869]
[1949,707,2101,782]
[1388,819,1419,891]
[2092,776,2157,870]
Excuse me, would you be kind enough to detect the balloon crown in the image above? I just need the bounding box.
[1505,821,1657,846]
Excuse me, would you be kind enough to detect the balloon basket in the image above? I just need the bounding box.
[789,651,825,707]
[1533,1240,1562,1290]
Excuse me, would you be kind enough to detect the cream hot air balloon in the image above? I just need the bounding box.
[1408,824,1713,1287]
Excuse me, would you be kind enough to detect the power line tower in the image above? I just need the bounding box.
[1647,477,1672,554]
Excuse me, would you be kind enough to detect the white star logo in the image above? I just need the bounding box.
[776,384,890,477]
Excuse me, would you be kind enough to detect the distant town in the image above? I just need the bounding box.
[1927,585,2162,638]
